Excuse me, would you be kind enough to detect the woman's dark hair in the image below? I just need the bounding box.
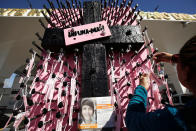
[179,35,196,80]
[81,99,94,111]
[179,36,196,66]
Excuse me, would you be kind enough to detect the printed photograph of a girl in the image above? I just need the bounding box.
[79,98,97,124]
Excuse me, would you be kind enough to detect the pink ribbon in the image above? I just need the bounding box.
[142,64,163,87]
[13,112,26,129]
[69,76,76,126]
[164,80,174,106]
[3,114,13,129]
[63,88,69,115]
[115,112,121,131]
[27,53,36,77]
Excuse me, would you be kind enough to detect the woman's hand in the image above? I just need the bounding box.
[153,52,173,63]
[139,73,150,90]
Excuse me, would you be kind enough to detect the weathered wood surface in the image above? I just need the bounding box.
[82,43,109,97]
[83,1,102,24]
[82,1,109,97]
[103,25,144,51]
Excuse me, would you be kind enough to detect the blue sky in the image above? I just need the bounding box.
[0,0,196,14]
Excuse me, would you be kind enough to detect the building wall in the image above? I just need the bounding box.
[0,17,44,84]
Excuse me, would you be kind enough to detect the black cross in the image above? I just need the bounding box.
[81,1,144,97]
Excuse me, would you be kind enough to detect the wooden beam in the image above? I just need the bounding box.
[81,1,109,97]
